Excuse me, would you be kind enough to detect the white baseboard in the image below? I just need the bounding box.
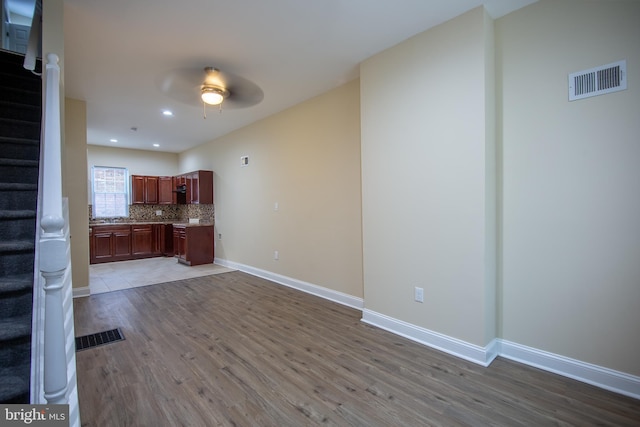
[214,258,639,399]
[214,258,364,310]
[362,309,499,367]
[499,340,640,400]
[72,286,90,298]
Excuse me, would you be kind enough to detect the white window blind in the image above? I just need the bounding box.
[92,166,129,218]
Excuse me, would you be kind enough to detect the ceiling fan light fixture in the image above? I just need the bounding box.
[201,86,228,105]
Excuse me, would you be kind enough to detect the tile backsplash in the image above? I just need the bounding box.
[89,204,214,223]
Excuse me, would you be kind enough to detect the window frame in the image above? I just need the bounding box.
[91,166,130,219]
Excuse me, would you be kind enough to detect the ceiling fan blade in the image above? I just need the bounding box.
[156,68,207,107]
[156,67,263,109]
[223,74,264,109]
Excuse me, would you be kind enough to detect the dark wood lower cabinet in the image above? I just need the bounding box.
[90,225,132,264]
[132,225,153,256]
[90,223,175,264]
[173,224,213,266]
[158,224,174,256]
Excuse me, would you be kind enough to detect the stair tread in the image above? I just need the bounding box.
[0,136,39,145]
[0,273,33,293]
[0,158,39,167]
[0,117,40,127]
[0,312,32,341]
[0,371,29,403]
[0,210,36,219]
[0,240,35,252]
[0,183,37,190]
[0,99,40,109]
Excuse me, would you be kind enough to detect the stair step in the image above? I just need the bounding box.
[0,117,40,140]
[0,210,36,220]
[0,135,39,145]
[0,87,41,107]
[0,183,37,191]
[0,100,41,122]
[0,136,40,161]
[0,370,29,404]
[0,273,33,293]
[0,312,32,341]
[0,158,38,167]
[0,240,35,253]
[0,69,41,87]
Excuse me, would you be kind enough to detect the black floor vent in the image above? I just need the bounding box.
[75,328,125,352]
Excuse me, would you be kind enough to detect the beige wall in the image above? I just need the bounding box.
[64,98,89,289]
[179,80,363,298]
[360,7,496,347]
[87,145,179,177]
[498,0,640,376]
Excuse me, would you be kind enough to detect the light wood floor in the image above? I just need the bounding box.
[74,272,640,426]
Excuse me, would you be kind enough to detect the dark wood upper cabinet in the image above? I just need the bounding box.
[131,171,212,205]
[175,170,213,204]
[131,175,145,204]
[145,176,159,204]
[158,176,175,204]
[131,175,159,205]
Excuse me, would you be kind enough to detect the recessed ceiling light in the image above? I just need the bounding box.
[110,138,118,143]
[162,110,173,116]
[153,143,160,147]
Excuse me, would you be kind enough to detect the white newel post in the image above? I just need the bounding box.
[39,53,69,404]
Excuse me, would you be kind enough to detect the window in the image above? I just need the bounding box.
[91,166,129,218]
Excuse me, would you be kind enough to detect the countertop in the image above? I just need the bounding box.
[90,220,213,227]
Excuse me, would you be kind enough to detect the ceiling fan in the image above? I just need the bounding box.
[157,66,263,117]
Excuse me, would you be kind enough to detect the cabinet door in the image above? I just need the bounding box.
[173,227,182,257]
[152,224,162,255]
[197,170,214,204]
[131,175,145,204]
[161,224,174,256]
[185,174,193,204]
[178,229,186,261]
[158,176,175,204]
[190,172,199,204]
[92,231,113,262]
[132,225,153,255]
[175,175,187,204]
[113,228,132,258]
[183,226,214,266]
[145,176,159,204]
[173,227,187,261]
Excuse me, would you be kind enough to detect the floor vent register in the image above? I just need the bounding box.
[75,328,125,351]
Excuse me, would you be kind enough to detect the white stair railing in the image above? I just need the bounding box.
[31,53,80,426]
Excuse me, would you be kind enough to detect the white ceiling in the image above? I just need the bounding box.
[63,0,536,153]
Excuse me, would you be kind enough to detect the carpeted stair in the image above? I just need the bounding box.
[0,49,41,404]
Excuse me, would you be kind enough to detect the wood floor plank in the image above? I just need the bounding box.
[74,271,640,426]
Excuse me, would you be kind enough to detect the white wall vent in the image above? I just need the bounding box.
[568,60,627,101]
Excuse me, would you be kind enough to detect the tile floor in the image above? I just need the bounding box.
[89,257,235,294]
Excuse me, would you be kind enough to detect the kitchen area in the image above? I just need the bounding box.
[88,169,228,293]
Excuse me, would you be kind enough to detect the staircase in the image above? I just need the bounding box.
[0,49,41,404]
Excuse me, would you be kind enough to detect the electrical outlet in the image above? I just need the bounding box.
[155,210,162,216]
[274,250,279,260]
[414,287,424,303]
[218,233,222,240]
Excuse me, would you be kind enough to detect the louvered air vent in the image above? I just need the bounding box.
[568,60,627,101]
